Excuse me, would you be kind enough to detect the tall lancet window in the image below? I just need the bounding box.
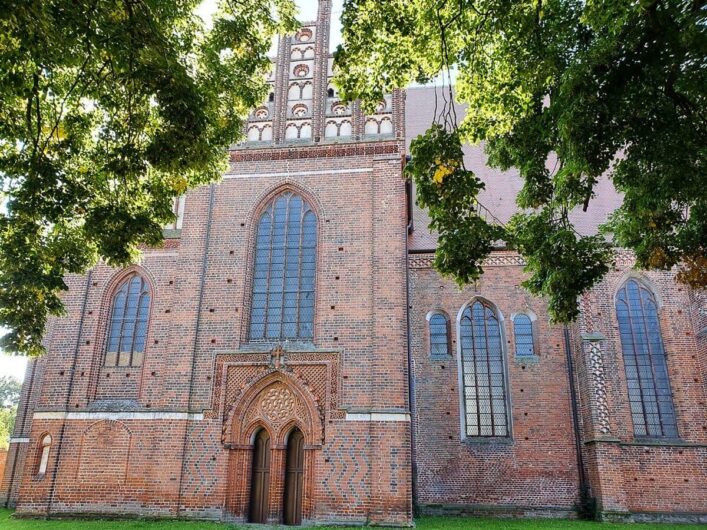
[105,274,151,367]
[250,192,317,341]
[616,278,678,438]
[460,300,510,437]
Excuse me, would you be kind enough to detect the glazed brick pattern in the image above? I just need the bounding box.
[409,253,581,515]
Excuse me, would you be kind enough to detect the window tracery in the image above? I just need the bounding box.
[616,278,678,438]
[250,192,317,341]
[459,300,510,437]
[105,274,150,367]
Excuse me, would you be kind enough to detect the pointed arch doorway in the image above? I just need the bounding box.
[283,428,305,525]
[249,429,271,523]
[224,372,324,524]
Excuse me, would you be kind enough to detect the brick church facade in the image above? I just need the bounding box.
[2,1,706,524]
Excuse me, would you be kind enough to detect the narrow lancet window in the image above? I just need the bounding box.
[37,434,52,475]
[460,300,510,437]
[513,314,535,357]
[105,274,150,367]
[429,313,450,357]
[616,279,677,438]
[250,192,317,341]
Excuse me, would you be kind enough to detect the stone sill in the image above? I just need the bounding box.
[622,439,707,448]
[514,354,540,365]
[162,228,181,239]
[461,436,515,447]
[228,343,342,355]
[584,437,707,448]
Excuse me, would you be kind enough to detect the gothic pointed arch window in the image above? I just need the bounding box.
[459,300,510,437]
[250,192,317,341]
[616,278,678,438]
[428,312,450,357]
[105,274,151,367]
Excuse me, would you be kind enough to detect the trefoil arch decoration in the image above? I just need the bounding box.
[291,103,309,117]
[295,28,312,43]
[293,64,310,78]
[254,106,269,119]
[223,370,324,447]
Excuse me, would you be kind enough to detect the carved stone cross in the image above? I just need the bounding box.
[270,344,286,369]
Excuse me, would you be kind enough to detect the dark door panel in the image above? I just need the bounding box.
[283,429,305,525]
[249,430,271,523]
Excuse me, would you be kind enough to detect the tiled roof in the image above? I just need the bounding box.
[405,86,623,251]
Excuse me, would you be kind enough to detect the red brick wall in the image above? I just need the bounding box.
[16,419,187,517]
[408,252,581,516]
[5,48,706,525]
[408,250,707,521]
[12,141,413,525]
[575,254,707,520]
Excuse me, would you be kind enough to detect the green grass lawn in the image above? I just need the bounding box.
[0,509,702,529]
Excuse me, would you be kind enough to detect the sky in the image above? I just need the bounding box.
[0,0,345,385]
[197,0,344,52]
[0,354,26,381]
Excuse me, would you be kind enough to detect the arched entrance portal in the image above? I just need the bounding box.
[249,429,271,523]
[283,429,305,525]
[224,371,323,524]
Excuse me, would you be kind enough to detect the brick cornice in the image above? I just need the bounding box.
[229,140,404,162]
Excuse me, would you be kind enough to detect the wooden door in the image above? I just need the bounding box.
[283,429,305,525]
[249,430,271,523]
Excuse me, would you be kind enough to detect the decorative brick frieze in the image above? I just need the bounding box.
[229,140,402,162]
[409,251,526,269]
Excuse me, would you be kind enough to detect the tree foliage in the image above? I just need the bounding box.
[407,125,506,285]
[0,0,297,356]
[0,375,21,408]
[0,406,16,450]
[0,375,20,449]
[335,0,706,322]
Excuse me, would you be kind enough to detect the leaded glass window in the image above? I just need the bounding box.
[429,313,450,357]
[460,300,509,437]
[105,274,150,367]
[616,279,678,438]
[513,314,535,356]
[250,192,317,341]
